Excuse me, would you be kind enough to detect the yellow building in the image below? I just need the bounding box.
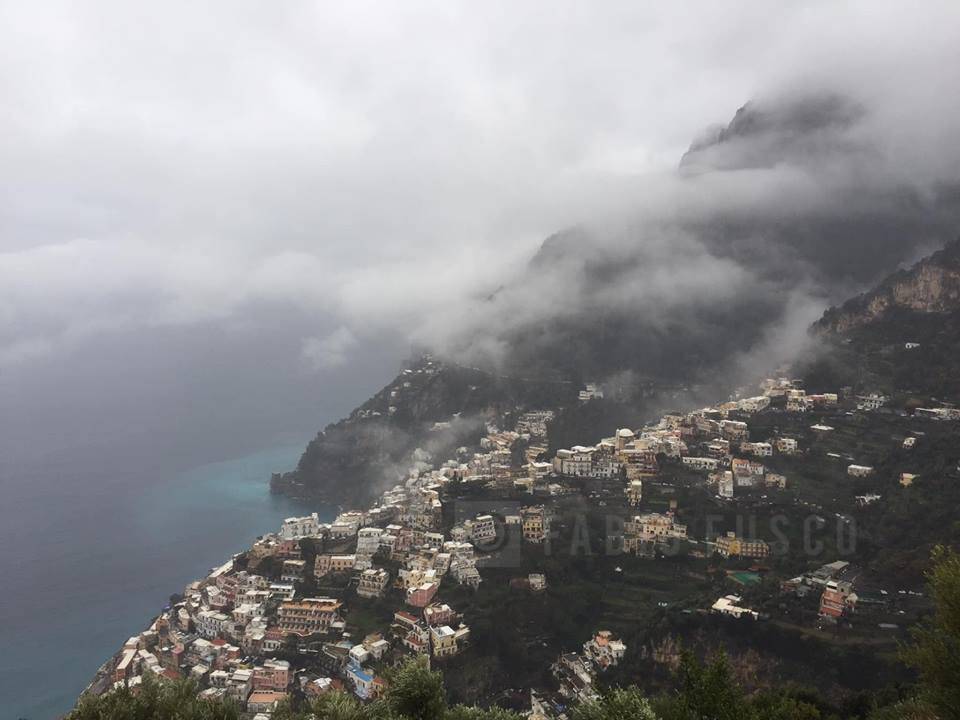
[714,532,769,559]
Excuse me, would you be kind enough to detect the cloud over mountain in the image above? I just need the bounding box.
[2,1,960,462]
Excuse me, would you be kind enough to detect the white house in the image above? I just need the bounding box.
[682,456,720,471]
[718,473,735,498]
[775,437,799,454]
[196,610,231,640]
[279,513,321,540]
[356,527,385,556]
[711,595,758,619]
[741,442,773,457]
[465,515,496,545]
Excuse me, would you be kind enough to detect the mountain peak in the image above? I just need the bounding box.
[680,92,865,174]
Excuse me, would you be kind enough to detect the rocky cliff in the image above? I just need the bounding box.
[816,238,960,334]
[798,237,960,399]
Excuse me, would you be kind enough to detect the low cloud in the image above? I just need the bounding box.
[301,326,357,371]
[2,2,960,454]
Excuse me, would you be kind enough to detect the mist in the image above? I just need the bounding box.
[3,1,960,467]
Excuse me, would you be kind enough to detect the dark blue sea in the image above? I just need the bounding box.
[0,443,324,719]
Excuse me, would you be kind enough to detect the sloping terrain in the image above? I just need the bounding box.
[816,237,960,334]
[804,237,960,398]
[275,95,960,508]
[271,357,577,506]
[453,94,960,387]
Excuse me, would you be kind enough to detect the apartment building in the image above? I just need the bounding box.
[714,532,770,559]
[356,568,390,599]
[277,598,343,636]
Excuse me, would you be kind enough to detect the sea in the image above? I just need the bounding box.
[0,442,328,720]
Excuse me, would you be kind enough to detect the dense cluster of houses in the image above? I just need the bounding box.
[549,383,808,510]
[97,409,580,715]
[544,377,820,561]
[96,366,950,715]
[102,513,480,713]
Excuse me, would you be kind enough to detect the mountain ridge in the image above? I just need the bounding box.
[273,92,960,508]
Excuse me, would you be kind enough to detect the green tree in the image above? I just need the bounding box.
[868,698,938,720]
[445,705,523,720]
[572,687,659,720]
[384,656,447,720]
[273,690,372,720]
[657,651,751,720]
[68,675,240,720]
[749,690,821,720]
[902,545,960,719]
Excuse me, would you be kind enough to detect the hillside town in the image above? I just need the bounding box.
[88,365,956,718]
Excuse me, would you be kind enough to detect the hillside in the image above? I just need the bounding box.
[433,93,960,387]
[816,237,960,334]
[271,356,578,506]
[93,240,960,719]
[272,353,721,507]
[274,96,960,508]
[802,237,960,398]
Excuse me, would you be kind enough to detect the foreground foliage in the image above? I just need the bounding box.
[902,545,960,720]
[70,677,240,720]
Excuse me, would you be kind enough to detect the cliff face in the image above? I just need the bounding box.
[798,238,960,400]
[816,238,960,334]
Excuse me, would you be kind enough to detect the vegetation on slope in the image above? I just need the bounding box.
[271,358,576,506]
[805,237,960,399]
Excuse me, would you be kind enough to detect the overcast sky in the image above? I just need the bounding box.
[2,1,960,468]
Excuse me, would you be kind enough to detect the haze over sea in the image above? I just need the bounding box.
[0,441,326,720]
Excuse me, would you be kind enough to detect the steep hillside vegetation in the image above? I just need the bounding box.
[804,238,960,398]
[271,357,577,506]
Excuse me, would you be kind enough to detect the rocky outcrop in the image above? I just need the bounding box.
[816,238,960,334]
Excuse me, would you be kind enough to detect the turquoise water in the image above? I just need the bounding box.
[1,443,327,720]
